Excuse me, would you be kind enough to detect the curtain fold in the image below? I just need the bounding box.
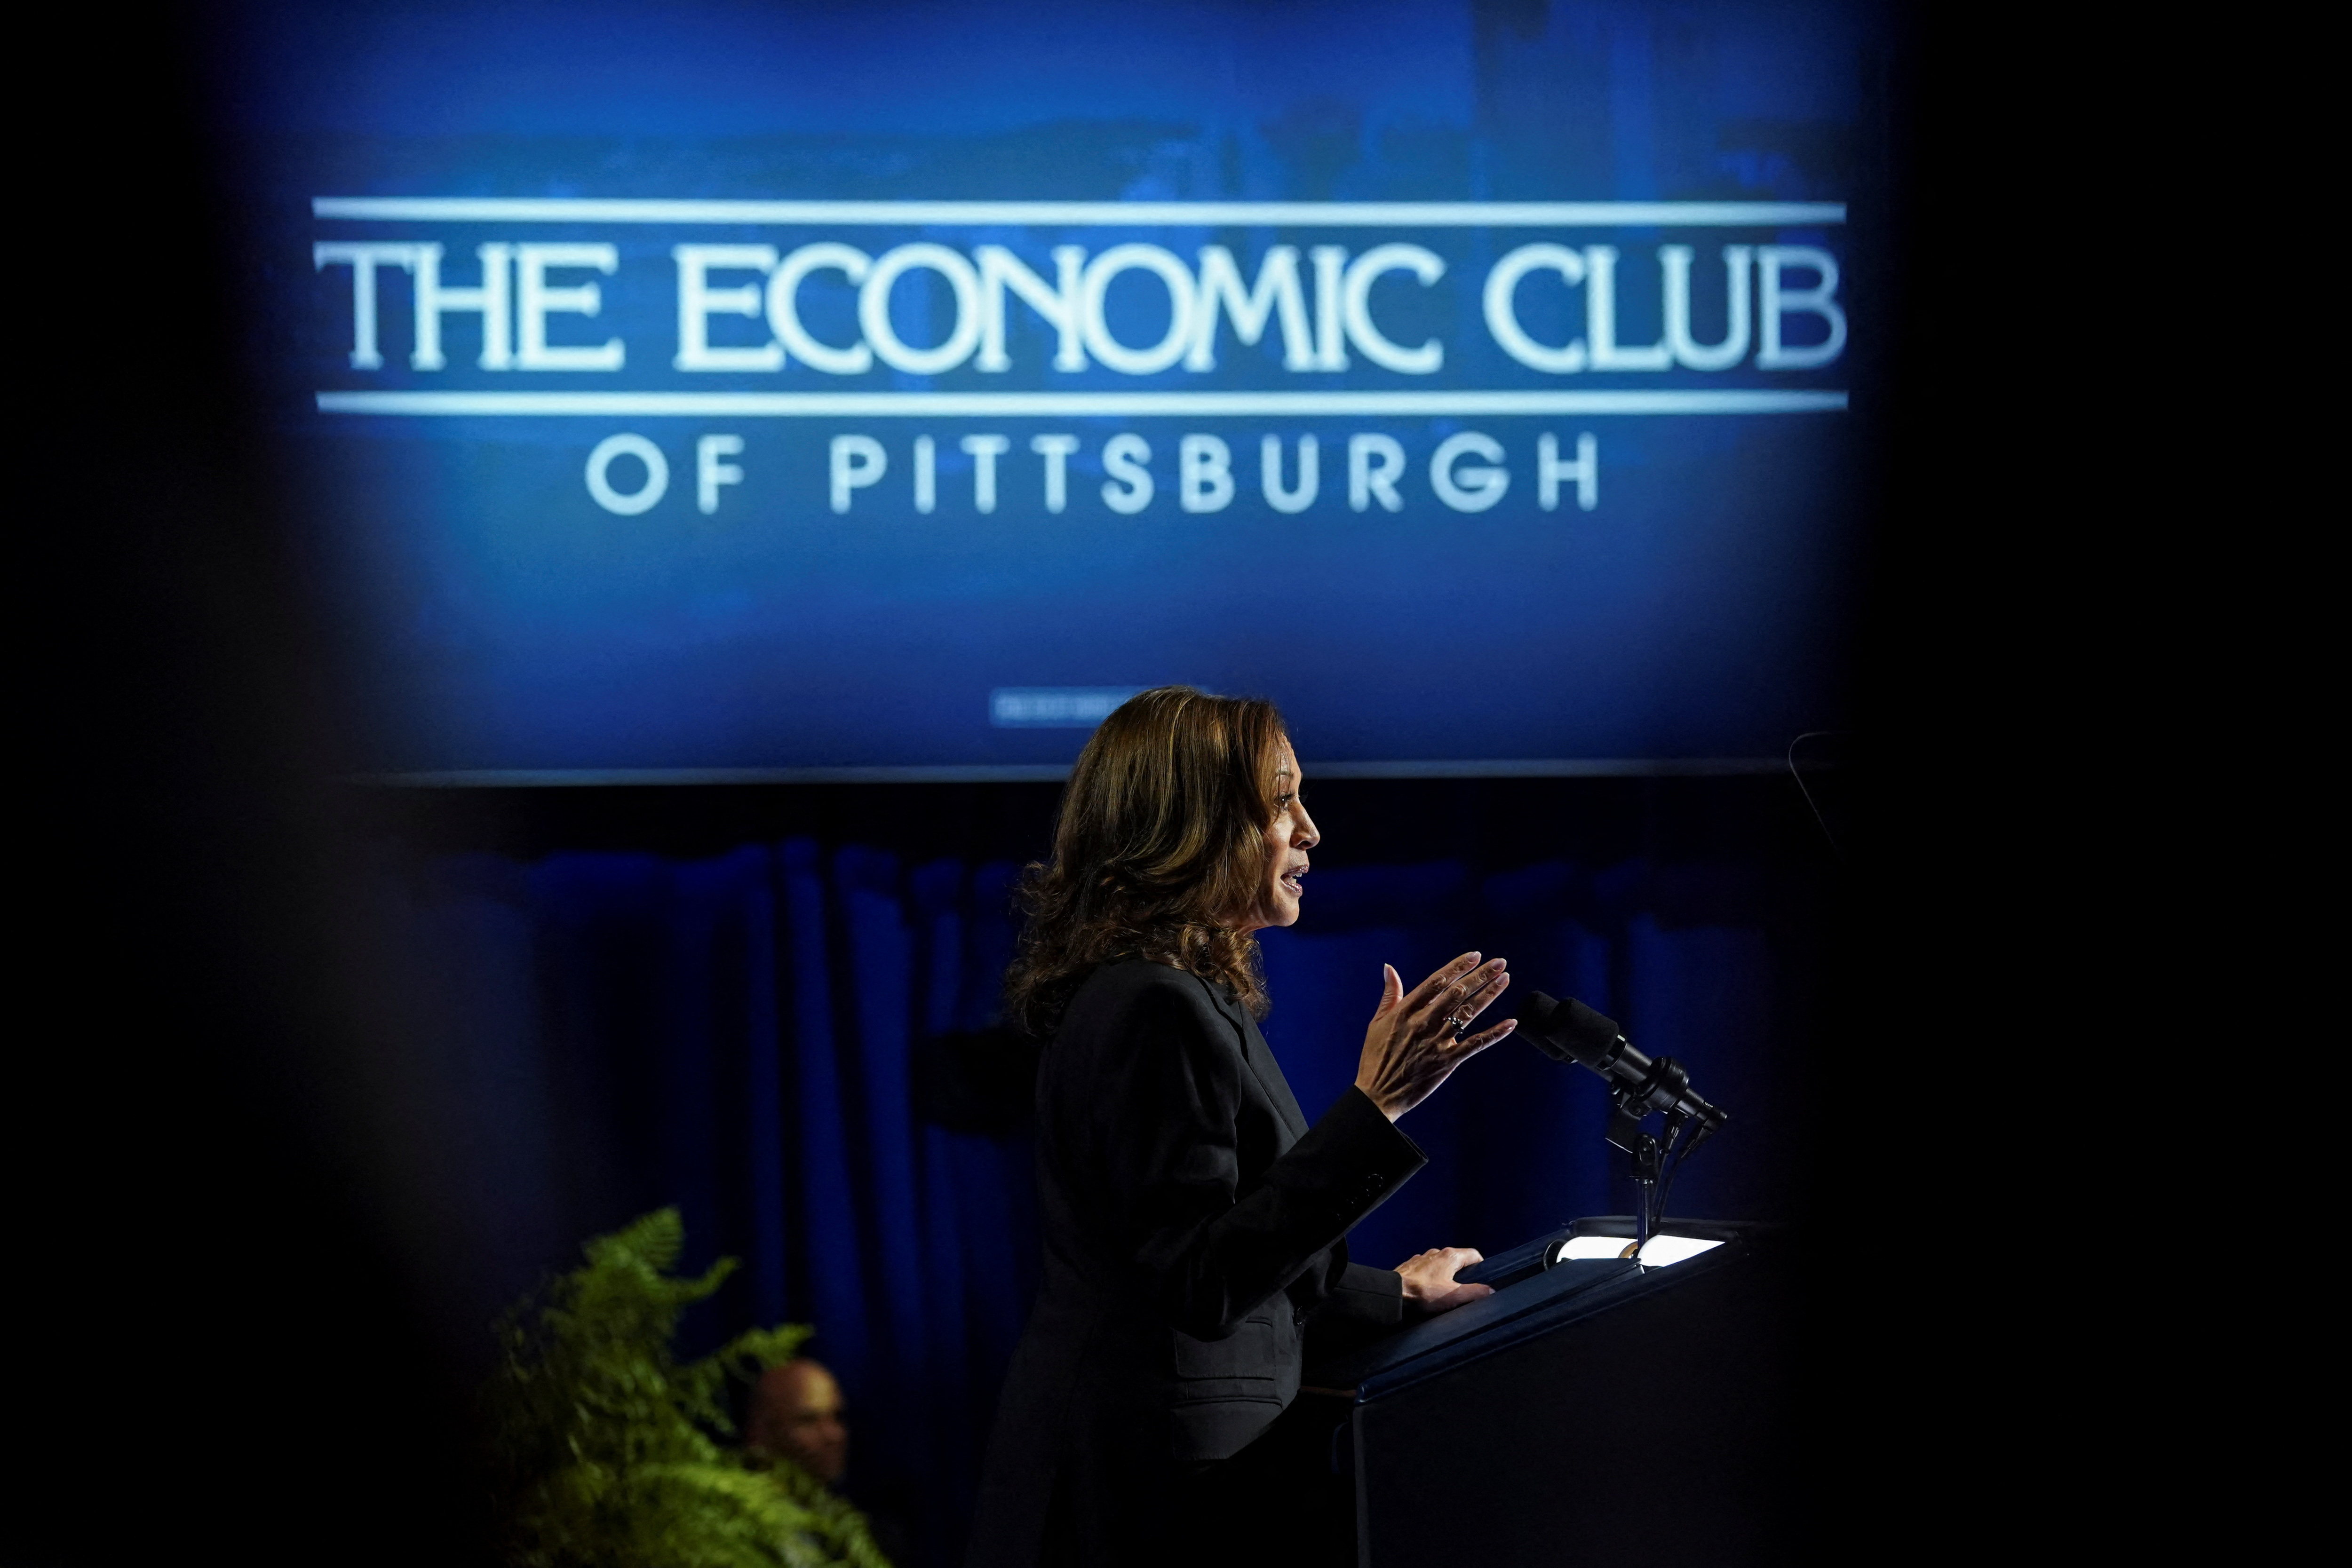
[395,838,1800,1567]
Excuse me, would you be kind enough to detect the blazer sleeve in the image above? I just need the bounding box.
[1324,1259,1406,1327]
[1097,980,1425,1340]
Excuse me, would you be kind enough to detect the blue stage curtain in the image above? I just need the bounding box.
[387,839,1798,1568]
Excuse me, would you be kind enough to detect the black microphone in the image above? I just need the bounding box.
[1517,991,1728,1136]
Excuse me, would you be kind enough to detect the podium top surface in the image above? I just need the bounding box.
[1305,1217,1768,1402]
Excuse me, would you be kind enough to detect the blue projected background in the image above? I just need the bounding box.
[211,0,1876,776]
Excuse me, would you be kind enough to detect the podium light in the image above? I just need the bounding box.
[1547,1234,1724,1267]
[1634,1234,1723,1267]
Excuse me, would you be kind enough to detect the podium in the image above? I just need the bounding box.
[1299,1217,1795,1568]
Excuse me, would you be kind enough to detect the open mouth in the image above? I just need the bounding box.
[1280,863,1308,897]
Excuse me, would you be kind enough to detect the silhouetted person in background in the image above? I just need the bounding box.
[747,1358,911,1565]
[748,1359,850,1484]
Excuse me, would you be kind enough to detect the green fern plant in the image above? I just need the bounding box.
[485,1208,894,1568]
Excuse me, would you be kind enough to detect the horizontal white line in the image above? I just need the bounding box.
[356,757,1795,786]
[315,389,1848,417]
[312,197,1846,228]
[360,765,1079,785]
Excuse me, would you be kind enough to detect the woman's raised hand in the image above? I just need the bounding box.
[1353,951,1515,1122]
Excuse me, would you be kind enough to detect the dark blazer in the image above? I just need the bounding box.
[968,959,1426,1568]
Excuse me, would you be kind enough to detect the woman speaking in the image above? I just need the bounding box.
[968,688,1516,1568]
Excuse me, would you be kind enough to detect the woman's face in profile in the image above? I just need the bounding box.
[1245,743,1319,932]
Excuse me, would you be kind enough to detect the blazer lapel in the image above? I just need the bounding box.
[1210,991,1311,1143]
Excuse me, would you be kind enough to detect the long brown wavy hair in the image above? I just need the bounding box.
[1003,686,1287,1038]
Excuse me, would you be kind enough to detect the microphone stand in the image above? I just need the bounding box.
[1606,1085,1694,1262]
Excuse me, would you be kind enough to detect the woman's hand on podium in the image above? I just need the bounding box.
[1354,953,1516,1122]
[1395,1247,1493,1315]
